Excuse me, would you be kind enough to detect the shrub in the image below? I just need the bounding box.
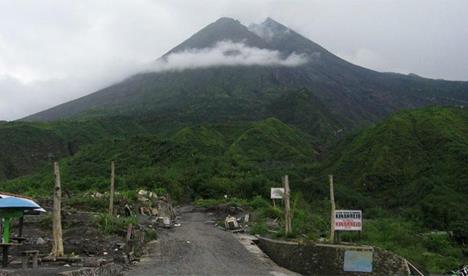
[249,196,270,209]
[65,194,108,212]
[95,213,137,235]
[250,221,268,235]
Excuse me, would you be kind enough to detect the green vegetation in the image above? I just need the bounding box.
[327,107,468,238]
[0,117,149,181]
[2,118,317,201]
[1,106,467,273]
[95,213,137,235]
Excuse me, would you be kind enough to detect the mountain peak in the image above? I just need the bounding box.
[248,17,290,42]
[262,17,288,30]
[165,17,268,55]
[214,17,241,25]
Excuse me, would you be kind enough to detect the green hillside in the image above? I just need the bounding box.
[0,117,151,181]
[328,107,468,227]
[315,107,468,271]
[1,118,317,200]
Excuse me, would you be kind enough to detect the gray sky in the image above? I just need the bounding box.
[1,0,467,121]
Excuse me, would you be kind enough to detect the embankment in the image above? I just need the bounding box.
[257,236,411,275]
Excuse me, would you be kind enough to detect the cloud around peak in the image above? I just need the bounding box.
[148,41,309,72]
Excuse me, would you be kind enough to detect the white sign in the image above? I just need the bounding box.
[335,210,362,231]
[270,188,285,199]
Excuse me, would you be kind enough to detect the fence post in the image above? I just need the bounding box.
[283,175,292,235]
[329,175,335,243]
[51,161,64,257]
[109,161,115,215]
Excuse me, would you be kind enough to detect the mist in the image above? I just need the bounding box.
[150,41,309,72]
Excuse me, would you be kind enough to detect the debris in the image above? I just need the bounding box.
[163,217,171,228]
[42,256,83,263]
[91,192,103,199]
[244,214,250,223]
[186,240,191,244]
[36,237,47,245]
[83,258,107,267]
[137,190,158,202]
[124,204,133,217]
[174,223,181,227]
[115,253,130,264]
[225,215,240,230]
[266,218,279,229]
[21,250,39,269]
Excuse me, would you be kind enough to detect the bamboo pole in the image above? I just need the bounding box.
[329,174,336,243]
[283,175,292,236]
[51,161,64,257]
[109,161,115,216]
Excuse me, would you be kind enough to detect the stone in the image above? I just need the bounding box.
[91,192,103,198]
[83,257,107,267]
[36,237,46,245]
[163,217,171,228]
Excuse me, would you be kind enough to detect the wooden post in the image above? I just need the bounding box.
[329,174,336,243]
[283,175,292,236]
[109,161,115,216]
[51,162,64,257]
[126,224,133,242]
[18,216,24,237]
[2,246,8,267]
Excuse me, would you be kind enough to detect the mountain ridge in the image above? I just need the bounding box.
[22,17,468,135]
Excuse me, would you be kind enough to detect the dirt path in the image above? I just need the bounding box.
[125,206,298,276]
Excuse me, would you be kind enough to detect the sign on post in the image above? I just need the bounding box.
[335,210,362,231]
[270,188,284,199]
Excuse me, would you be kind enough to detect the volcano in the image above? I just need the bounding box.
[23,17,468,138]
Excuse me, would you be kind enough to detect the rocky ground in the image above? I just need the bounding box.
[0,211,128,276]
[0,190,171,275]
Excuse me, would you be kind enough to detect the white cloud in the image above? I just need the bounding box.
[148,41,308,72]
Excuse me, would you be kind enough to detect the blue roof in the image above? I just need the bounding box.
[0,196,41,210]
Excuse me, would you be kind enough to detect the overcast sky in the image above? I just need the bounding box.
[1,0,467,121]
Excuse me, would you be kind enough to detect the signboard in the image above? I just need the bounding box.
[335,210,362,231]
[270,188,284,199]
[343,250,373,272]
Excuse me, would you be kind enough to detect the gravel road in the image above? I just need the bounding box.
[125,206,298,276]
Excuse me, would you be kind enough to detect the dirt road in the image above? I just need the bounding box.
[125,206,298,276]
